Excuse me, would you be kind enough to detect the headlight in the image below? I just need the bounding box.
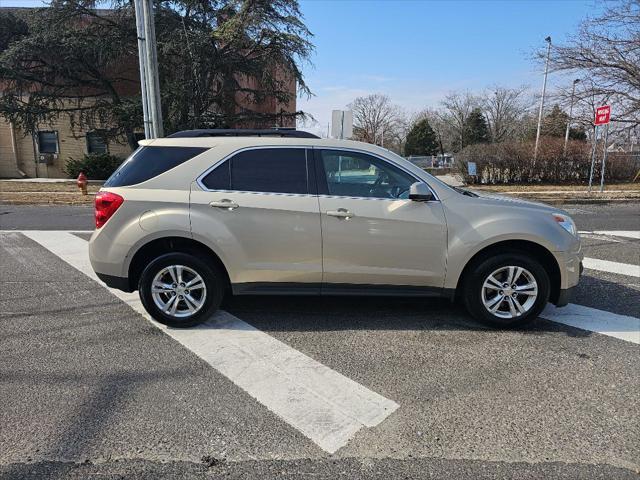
[553,213,577,236]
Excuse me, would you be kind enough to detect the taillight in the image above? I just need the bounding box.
[95,191,124,228]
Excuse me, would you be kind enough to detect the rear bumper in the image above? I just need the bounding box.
[95,272,133,292]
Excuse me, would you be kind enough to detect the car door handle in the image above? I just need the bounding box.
[327,208,355,220]
[209,199,239,210]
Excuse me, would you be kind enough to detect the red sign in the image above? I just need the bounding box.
[595,105,611,126]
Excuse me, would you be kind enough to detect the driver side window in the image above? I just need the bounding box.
[318,150,414,199]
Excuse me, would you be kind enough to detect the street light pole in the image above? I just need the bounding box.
[534,36,552,162]
[563,78,580,156]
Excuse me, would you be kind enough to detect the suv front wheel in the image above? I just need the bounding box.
[138,252,224,328]
[462,252,550,328]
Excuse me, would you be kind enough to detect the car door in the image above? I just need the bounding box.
[190,147,322,292]
[315,148,447,290]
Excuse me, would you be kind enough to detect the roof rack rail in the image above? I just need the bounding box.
[167,128,320,139]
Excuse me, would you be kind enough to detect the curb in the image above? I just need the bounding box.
[517,198,638,205]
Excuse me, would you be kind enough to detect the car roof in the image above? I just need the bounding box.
[138,136,387,154]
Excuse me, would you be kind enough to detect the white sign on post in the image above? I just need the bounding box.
[467,162,477,176]
[331,110,353,139]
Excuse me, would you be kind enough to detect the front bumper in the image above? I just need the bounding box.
[554,261,583,307]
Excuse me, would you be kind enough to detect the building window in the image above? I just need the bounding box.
[37,131,58,154]
[86,132,108,154]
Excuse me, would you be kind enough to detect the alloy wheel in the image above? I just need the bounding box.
[150,265,207,318]
[481,266,538,319]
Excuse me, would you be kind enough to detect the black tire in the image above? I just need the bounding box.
[462,252,550,328]
[138,252,224,328]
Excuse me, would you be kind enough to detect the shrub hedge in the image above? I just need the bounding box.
[64,153,124,180]
[456,137,638,184]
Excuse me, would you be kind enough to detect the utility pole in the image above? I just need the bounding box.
[134,0,151,139]
[563,78,580,155]
[534,36,552,162]
[134,0,163,139]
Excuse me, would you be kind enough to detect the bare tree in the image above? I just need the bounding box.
[390,111,412,153]
[543,0,640,127]
[349,94,404,150]
[481,85,532,142]
[551,77,633,147]
[440,91,479,151]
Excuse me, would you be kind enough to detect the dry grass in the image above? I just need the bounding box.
[0,192,95,205]
[0,180,100,204]
[0,181,102,193]
[470,182,640,192]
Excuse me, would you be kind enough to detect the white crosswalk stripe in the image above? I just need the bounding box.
[583,257,640,278]
[579,230,640,240]
[542,304,640,345]
[19,231,399,454]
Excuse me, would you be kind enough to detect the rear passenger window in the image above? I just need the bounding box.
[201,148,308,194]
[104,146,207,187]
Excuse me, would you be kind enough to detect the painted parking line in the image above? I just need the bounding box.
[18,231,399,454]
[583,257,640,278]
[542,304,640,345]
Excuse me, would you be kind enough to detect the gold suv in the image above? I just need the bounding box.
[89,129,582,328]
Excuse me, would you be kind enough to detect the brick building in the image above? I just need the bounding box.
[0,79,296,178]
[0,8,297,179]
[0,115,133,179]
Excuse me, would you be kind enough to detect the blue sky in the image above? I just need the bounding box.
[297,0,603,134]
[1,0,603,133]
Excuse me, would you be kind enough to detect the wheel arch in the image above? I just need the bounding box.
[128,236,231,292]
[455,239,561,304]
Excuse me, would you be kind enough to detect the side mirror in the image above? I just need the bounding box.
[409,182,434,202]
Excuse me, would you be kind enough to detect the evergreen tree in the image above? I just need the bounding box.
[568,126,587,141]
[0,11,28,51]
[541,105,569,137]
[0,1,313,149]
[463,108,490,145]
[540,105,587,141]
[404,118,438,156]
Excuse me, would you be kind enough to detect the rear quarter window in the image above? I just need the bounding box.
[104,146,207,187]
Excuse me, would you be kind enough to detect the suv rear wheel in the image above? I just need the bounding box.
[138,252,224,328]
[462,252,550,328]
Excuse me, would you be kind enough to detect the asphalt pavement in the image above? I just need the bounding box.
[0,204,94,231]
[0,202,638,479]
